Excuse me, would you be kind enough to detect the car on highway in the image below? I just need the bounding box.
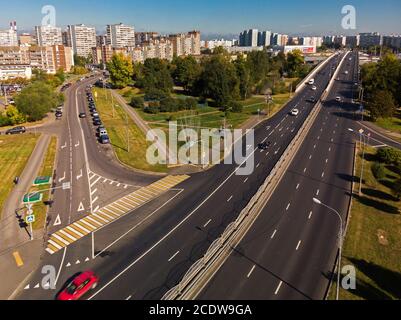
[311,86,317,91]
[258,141,271,150]
[99,134,110,144]
[307,97,316,104]
[308,79,315,85]
[335,96,342,102]
[5,126,26,135]
[290,109,299,116]
[79,112,87,118]
[56,271,99,300]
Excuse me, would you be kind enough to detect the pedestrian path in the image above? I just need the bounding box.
[45,175,190,255]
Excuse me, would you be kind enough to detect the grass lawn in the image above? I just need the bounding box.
[29,136,57,230]
[332,146,401,300]
[374,115,401,136]
[0,133,40,219]
[93,88,167,173]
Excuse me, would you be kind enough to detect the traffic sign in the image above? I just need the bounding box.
[23,193,43,204]
[25,214,35,224]
[33,176,52,186]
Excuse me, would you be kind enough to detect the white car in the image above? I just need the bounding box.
[290,109,299,116]
[311,86,317,91]
[336,96,342,102]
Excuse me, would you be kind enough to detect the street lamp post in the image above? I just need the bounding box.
[348,128,367,196]
[313,198,344,300]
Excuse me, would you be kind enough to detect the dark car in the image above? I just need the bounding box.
[307,97,316,103]
[6,126,26,135]
[93,119,102,126]
[258,142,271,150]
[99,135,110,144]
[79,112,87,118]
[55,112,63,119]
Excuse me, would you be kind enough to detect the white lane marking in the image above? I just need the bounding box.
[321,172,325,178]
[90,176,101,188]
[308,211,313,219]
[271,230,277,239]
[244,178,248,183]
[92,196,99,205]
[304,168,307,173]
[296,183,300,190]
[89,141,261,298]
[168,251,180,262]
[286,203,291,211]
[256,163,260,168]
[61,142,67,149]
[203,219,212,228]
[325,159,328,164]
[227,195,233,202]
[275,281,283,295]
[58,172,66,183]
[309,155,312,160]
[75,260,81,265]
[75,141,80,147]
[247,265,256,278]
[77,169,83,180]
[316,189,320,196]
[329,147,332,152]
[94,205,100,213]
[296,241,302,251]
[91,188,97,196]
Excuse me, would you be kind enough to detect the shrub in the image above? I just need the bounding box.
[376,147,401,165]
[371,162,386,181]
[144,101,160,114]
[185,97,198,110]
[159,97,177,113]
[144,88,168,101]
[130,96,144,109]
[229,101,243,113]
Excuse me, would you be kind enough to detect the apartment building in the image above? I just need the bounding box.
[106,23,135,47]
[135,32,159,45]
[258,31,271,47]
[168,31,201,56]
[383,35,401,49]
[0,45,74,74]
[19,33,35,46]
[0,27,18,47]
[67,24,96,57]
[92,45,130,65]
[359,32,382,48]
[0,64,32,80]
[35,25,63,46]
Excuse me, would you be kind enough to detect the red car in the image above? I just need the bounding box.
[57,271,99,300]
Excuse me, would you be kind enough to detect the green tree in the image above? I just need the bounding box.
[234,55,252,100]
[392,178,401,200]
[137,58,174,95]
[229,101,243,113]
[286,50,305,77]
[107,53,134,89]
[171,56,201,92]
[195,55,239,109]
[4,106,26,124]
[376,147,401,165]
[15,81,64,121]
[246,50,270,89]
[367,90,397,120]
[185,97,198,110]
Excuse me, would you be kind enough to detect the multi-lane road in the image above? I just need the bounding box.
[15,50,397,300]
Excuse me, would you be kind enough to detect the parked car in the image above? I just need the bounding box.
[56,271,99,301]
[6,126,26,135]
[98,129,108,137]
[93,119,102,126]
[99,135,110,144]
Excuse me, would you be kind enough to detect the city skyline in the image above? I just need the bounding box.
[0,0,401,36]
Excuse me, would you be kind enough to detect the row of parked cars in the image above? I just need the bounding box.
[80,86,110,144]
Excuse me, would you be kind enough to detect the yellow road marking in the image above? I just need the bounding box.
[13,251,24,267]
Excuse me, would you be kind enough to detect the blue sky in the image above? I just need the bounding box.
[1,0,400,36]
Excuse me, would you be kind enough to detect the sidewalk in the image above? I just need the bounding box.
[0,133,51,299]
[358,120,401,146]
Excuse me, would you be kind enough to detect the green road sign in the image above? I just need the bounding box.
[33,176,52,186]
[23,193,43,204]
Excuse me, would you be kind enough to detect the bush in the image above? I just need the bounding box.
[371,162,386,181]
[130,96,144,109]
[185,97,198,110]
[376,147,401,165]
[229,101,243,113]
[159,97,177,113]
[144,101,160,114]
[144,88,168,102]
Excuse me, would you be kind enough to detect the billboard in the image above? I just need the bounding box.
[284,45,316,54]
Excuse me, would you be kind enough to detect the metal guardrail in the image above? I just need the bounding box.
[162,51,350,300]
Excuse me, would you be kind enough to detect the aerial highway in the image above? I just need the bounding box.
[15,50,380,300]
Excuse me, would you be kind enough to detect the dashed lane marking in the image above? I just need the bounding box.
[45,175,190,254]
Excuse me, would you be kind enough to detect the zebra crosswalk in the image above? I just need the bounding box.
[45,175,190,255]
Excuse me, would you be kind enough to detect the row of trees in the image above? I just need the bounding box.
[361,53,401,120]
[107,48,308,111]
[373,147,401,199]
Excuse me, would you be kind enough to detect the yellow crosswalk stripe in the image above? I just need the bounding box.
[46,175,191,254]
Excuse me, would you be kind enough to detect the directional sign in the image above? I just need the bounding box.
[23,193,42,204]
[33,176,52,186]
[25,214,35,224]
